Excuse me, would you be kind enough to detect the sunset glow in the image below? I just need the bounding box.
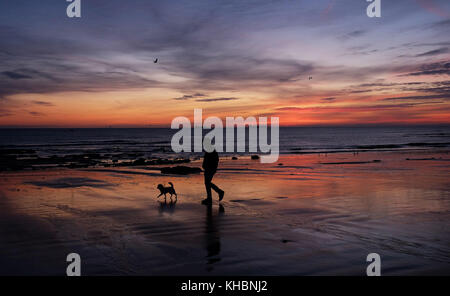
[0,0,449,127]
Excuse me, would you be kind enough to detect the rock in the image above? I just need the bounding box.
[133,158,146,165]
[160,166,202,175]
[146,158,190,165]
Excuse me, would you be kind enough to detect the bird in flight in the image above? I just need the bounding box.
[154,58,158,63]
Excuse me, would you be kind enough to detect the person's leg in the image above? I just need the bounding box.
[209,172,225,201]
[210,182,221,193]
[211,182,224,201]
[202,172,213,204]
[205,174,212,199]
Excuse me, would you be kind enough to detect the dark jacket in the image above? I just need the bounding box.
[202,150,219,173]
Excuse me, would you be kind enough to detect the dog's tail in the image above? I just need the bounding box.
[168,182,174,188]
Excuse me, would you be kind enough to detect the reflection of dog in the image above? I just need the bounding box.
[157,182,177,200]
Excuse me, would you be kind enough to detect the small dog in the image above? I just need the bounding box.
[157,182,177,200]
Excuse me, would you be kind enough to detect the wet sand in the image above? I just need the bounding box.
[0,150,449,275]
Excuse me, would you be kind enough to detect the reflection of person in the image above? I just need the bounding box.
[201,149,224,205]
[205,204,221,270]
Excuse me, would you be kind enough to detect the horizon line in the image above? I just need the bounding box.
[1,123,450,129]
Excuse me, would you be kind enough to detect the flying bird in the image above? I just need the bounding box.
[154,58,158,63]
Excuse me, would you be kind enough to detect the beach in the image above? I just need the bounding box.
[2,0,450,281]
[1,149,449,275]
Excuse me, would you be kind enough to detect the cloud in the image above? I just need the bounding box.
[0,64,160,99]
[411,41,450,47]
[345,80,450,95]
[0,0,449,127]
[415,47,448,57]
[431,19,450,27]
[195,97,239,102]
[402,61,450,76]
[417,0,450,18]
[173,95,195,101]
[340,30,367,40]
[173,93,206,100]
[0,26,161,98]
[0,109,12,117]
[321,97,336,102]
[276,102,439,112]
[356,82,424,88]
[381,94,450,101]
[32,100,54,106]
[414,80,450,93]
[0,3,440,102]
[28,111,45,116]
[169,54,314,89]
[2,71,31,79]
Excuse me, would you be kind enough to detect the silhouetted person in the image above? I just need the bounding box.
[201,149,224,205]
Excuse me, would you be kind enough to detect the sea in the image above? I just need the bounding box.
[0,126,449,160]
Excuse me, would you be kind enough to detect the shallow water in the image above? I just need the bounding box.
[0,151,449,275]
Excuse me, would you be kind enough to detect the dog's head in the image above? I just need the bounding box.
[157,184,164,191]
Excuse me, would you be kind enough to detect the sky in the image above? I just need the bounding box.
[0,0,449,127]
